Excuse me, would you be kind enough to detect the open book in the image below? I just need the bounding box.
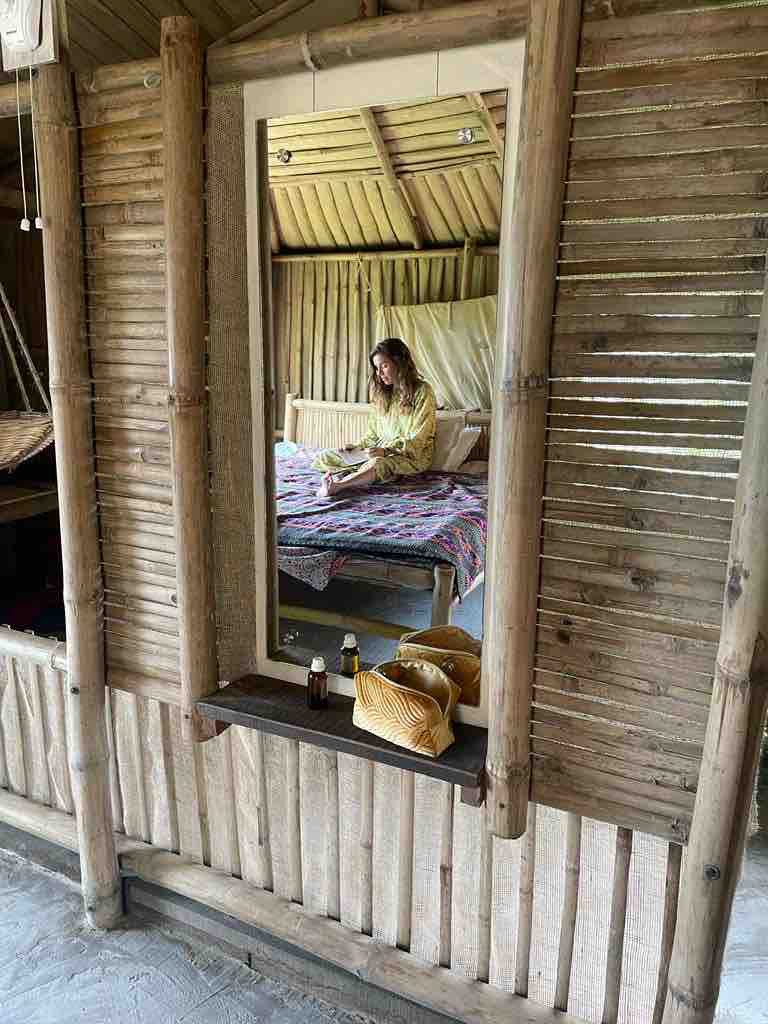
[334,447,370,468]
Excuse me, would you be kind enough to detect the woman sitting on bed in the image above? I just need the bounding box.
[315,338,437,498]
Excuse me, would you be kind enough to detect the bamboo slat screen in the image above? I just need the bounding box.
[531,1,765,843]
[271,251,499,422]
[76,70,182,706]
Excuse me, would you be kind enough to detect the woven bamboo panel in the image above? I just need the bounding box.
[272,250,499,421]
[532,1,766,843]
[77,74,181,705]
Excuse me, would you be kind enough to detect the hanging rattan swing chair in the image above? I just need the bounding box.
[0,281,53,471]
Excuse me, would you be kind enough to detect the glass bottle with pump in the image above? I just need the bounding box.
[340,633,360,677]
[307,656,328,709]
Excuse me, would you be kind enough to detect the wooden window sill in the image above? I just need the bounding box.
[197,675,488,805]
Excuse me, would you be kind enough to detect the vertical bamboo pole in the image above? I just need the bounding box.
[161,17,218,743]
[483,0,582,839]
[555,812,582,1012]
[360,759,375,935]
[35,60,121,928]
[653,843,682,1024]
[460,237,476,301]
[396,770,415,949]
[604,827,633,1024]
[438,781,454,968]
[514,802,537,996]
[663,269,768,1024]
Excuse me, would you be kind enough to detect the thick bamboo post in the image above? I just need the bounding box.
[161,17,219,743]
[663,262,768,1024]
[207,1,527,84]
[483,0,582,839]
[34,61,121,928]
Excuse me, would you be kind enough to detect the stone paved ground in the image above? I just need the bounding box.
[0,849,372,1024]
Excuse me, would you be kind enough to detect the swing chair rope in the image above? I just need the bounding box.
[0,306,31,412]
[0,281,51,416]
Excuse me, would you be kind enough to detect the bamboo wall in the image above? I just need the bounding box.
[272,250,499,421]
[0,625,674,1024]
[77,68,181,703]
[529,1,762,844]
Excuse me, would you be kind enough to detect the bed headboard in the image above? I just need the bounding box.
[283,395,491,458]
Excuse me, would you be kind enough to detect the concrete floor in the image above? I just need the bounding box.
[278,574,484,669]
[0,850,372,1024]
[716,742,768,1023]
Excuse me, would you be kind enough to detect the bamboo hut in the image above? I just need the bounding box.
[0,2,766,1023]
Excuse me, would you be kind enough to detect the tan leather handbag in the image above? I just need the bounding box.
[396,626,481,707]
[353,659,461,758]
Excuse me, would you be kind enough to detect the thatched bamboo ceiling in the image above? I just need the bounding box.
[268,90,506,253]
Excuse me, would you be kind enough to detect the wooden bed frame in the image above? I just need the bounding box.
[280,395,489,636]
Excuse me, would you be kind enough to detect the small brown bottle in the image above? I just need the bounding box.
[340,633,360,677]
[307,656,328,710]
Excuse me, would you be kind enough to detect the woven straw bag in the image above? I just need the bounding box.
[353,659,461,758]
[396,626,482,707]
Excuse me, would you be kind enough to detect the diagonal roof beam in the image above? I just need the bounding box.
[210,0,317,49]
[358,106,423,249]
[466,91,504,160]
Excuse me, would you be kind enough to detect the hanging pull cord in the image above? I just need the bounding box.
[29,67,42,230]
[15,71,30,232]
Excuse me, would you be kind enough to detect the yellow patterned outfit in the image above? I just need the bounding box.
[314,381,437,483]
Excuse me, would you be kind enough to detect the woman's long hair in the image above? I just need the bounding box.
[368,338,422,412]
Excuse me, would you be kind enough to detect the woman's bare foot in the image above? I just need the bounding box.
[316,472,342,498]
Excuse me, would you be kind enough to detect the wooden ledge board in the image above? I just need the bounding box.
[197,674,487,791]
[0,484,58,524]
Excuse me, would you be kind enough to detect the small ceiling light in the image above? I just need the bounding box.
[276,148,293,164]
[457,126,475,145]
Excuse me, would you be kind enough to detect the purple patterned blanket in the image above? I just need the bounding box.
[275,444,487,597]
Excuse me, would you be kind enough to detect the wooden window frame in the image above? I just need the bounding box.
[243,40,525,728]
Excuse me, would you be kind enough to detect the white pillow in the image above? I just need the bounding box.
[442,427,483,472]
[431,412,466,471]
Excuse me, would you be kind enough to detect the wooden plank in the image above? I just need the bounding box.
[543,496,733,541]
[550,332,756,356]
[545,460,738,502]
[545,443,738,476]
[198,676,487,791]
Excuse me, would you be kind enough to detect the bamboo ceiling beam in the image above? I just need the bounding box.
[34,59,121,929]
[161,17,219,744]
[210,0,316,49]
[358,107,423,249]
[206,1,526,84]
[272,243,498,262]
[661,263,768,1021]
[483,0,582,840]
[466,91,504,160]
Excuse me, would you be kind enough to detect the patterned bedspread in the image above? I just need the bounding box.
[275,443,487,597]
